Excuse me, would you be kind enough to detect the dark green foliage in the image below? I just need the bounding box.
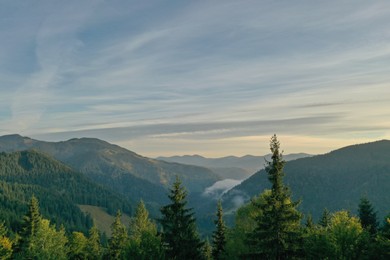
[248,135,302,259]
[28,219,68,259]
[202,239,213,260]
[305,214,314,230]
[69,231,88,259]
[305,211,369,259]
[86,224,103,260]
[0,222,13,259]
[0,150,131,233]
[108,210,128,259]
[212,200,227,260]
[16,195,42,256]
[160,176,204,259]
[225,140,390,220]
[224,191,270,259]
[367,215,390,259]
[126,200,164,259]
[358,197,378,235]
[0,135,220,218]
[318,208,331,228]
[13,196,69,259]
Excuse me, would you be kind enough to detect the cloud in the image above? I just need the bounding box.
[1,1,390,156]
[203,179,242,199]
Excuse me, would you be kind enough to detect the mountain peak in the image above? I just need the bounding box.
[0,134,24,140]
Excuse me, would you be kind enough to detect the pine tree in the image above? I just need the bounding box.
[358,197,378,235]
[23,195,41,237]
[305,214,315,230]
[15,195,42,257]
[0,222,13,259]
[108,210,128,259]
[202,239,213,260]
[318,208,331,228]
[27,219,68,259]
[212,200,227,260]
[86,224,102,260]
[127,200,164,259]
[69,231,88,259]
[248,135,302,259]
[129,200,156,238]
[160,176,204,259]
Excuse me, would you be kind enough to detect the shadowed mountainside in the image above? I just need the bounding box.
[223,140,390,220]
[157,153,311,180]
[0,150,132,233]
[0,134,220,214]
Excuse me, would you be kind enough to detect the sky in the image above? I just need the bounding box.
[1,0,390,157]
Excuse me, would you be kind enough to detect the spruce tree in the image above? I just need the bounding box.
[127,200,164,259]
[202,239,213,260]
[86,224,102,260]
[305,214,314,230]
[69,232,88,259]
[28,220,68,259]
[358,197,378,235]
[318,208,331,228]
[212,200,227,260]
[15,195,42,257]
[248,135,302,259]
[108,210,128,259]
[129,200,156,238]
[160,176,204,259]
[0,222,13,259]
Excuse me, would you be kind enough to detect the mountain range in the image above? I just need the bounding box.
[0,134,220,215]
[157,153,311,180]
[1,134,390,236]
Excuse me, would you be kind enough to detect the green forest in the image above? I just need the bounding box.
[1,136,390,259]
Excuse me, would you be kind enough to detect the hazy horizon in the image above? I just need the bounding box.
[1,1,389,157]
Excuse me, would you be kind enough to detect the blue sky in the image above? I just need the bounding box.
[1,0,390,157]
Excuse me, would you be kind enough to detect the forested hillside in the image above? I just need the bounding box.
[224,140,390,220]
[0,150,132,234]
[157,153,311,180]
[0,135,220,214]
[1,136,389,259]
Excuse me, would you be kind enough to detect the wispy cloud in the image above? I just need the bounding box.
[1,0,390,156]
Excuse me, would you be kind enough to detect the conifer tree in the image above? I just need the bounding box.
[23,195,41,238]
[86,224,102,260]
[28,220,68,259]
[358,197,378,235]
[160,176,204,259]
[248,135,302,259]
[0,222,12,259]
[127,200,164,259]
[69,231,88,259]
[318,208,331,228]
[202,239,213,260]
[129,200,155,237]
[108,210,128,259]
[212,200,227,260]
[305,214,315,230]
[15,195,42,257]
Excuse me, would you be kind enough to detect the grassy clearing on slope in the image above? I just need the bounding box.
[78,205,131,236]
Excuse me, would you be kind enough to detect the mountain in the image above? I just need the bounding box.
[223,140,390,220]
[157,153,312,180]
[0,134,220,214]
[0,150,132,233]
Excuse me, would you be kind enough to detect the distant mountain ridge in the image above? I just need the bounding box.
[157,153,312,180]
[0,134,220,214]
[222,140,390,220]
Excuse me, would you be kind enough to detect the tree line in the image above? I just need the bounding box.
[1,135,390,259]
